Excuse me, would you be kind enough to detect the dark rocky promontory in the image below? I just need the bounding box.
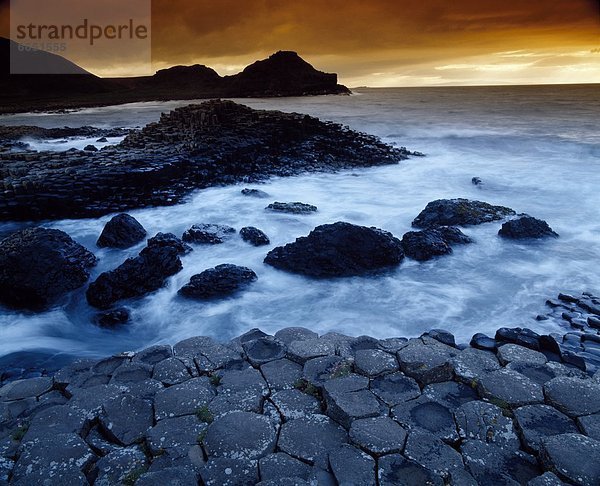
[0,100,408,221]
[1,38,350,114]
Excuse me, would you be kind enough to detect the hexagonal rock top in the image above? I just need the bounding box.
[204,411,277,461]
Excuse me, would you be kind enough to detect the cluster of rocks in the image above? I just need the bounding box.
[0,196,562,317]
[0,100,413,221]
[1,326,599,485]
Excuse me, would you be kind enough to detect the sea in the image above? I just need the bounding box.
[0,85,599,360]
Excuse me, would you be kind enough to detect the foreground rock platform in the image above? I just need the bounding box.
[0,100,412,221]
[1,326,599,485]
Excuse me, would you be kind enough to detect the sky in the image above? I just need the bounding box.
[2,0,600,86]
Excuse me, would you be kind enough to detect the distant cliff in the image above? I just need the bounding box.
[0,39,350,113]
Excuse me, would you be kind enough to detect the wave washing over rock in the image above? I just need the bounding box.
[1,326,599,485]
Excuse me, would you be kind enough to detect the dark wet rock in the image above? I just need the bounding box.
[266,202,318,214]
[201,457,258,486]
[288,338,336,364]
[0,377,53,401]
[93,307,130,328]
[146,415,208,457]
[369,372,421,406]
[96,213,147,249]
[392,397,458,442]
[396,338,458,385]
[514,404,579,453]
[240,226,270,246]
[275,327,318,345]
[147,232,193,255]
[472,177,483,186]
[425,329,457,347]
[174,335,241,372]
[543,377,600,417]
[470,333,498,351]
[96,137,108,142]
[455,400,520,450]
[401,226,472,261]
[0,227,96,310]
[241,188,269,198]
[154,377,215,421]
[11,433,95,485]
[477,368,544,408]
[99,394,153,445]
[271,389,321,420]
[527,472,565,486]
[153,357,192,385]
[404,429,463,477]
[349,416,407,455]
[578,413,600,440]
[495,327,542,350]
[136,468,199,486]
[264,222,404,277]
[83,144,98,152]
[204,411,276,460]
[0,101,406,222]
[181,224,236,244]
[539,433,600,486]
[329,444,376,486]
[412,198,515,228]
[354,349,399,377]
[178,264,257,300]
[499,215,558,239]
[260,358,303,391]
[110,361,153,383]
[378,454,444,486]
[422,380,478,409]
[133,344,173,365]
[461,440,540,485]
[94,446,148,486]
[497,344,547,366]
[86,245,182,309]
[243,337,287,366]
[324,376,384,428]
[259,453,312,481]
[278,414,348,469]
[451,347,500,383]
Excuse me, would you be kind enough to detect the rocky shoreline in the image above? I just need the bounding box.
[0,100,414,221]
[1,325,599,485]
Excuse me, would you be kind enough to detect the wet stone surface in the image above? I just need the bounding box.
[1,326,599,485]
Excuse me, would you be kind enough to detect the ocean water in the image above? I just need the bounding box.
[1,85,599,359]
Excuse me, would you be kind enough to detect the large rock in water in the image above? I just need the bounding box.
[96,213,147,249]
[181,224,236,245]
[86,246,182,309]
[0,228,96,310]
[401,226,472,261]
[412,199,515,228]
[178,264,257,300]
[498,215,558,239]
[264,222,404,277]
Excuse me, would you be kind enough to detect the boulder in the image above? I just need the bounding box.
[0,227,96,310]
[181,224,236,244]
[498,215,558,239]
[401,230,450,261]
[86,245,182,309]
[539,434,600,485]
[412,198,515,228]
[241,188,269,198]
[96,213,147,248]
[178,264,257,300]
[147,232,192,255]
[93,308,130,328]
[240,226,270,246]
[264,222,404,277]
[266,202,317,214]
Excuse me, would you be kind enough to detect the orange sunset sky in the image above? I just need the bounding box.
[2,0,600,85]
